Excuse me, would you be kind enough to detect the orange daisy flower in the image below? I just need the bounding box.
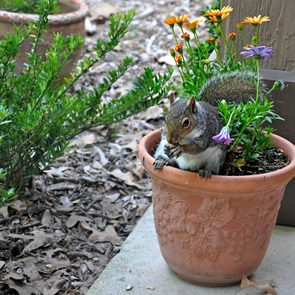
[164,14,189,26]
[243,15,270,25]
[174,43,183,52]
[228,32,237,39]
[183,18,204,30]
[205,5,233,23]
[207,37,216,42]
[175,54,182,63]
[181,32,191,40]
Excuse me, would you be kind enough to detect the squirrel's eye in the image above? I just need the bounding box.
[182,118,190,128]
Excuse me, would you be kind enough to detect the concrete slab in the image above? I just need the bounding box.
[87,206,295,295]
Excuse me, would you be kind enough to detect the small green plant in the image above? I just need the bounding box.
[0,0,171,201]
[163,2,283,171]
[218,98,281,167]
[0,0,59,14]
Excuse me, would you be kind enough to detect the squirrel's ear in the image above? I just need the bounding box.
[187,97,197,113]
[168,91,176,105]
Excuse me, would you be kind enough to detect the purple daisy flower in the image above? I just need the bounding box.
[212,126,232,145]
[240,45,272,60]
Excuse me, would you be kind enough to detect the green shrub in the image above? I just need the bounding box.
[0,0,61,14]
[0,0,59,14]
[0,0,171,199]
[0,106,15,205]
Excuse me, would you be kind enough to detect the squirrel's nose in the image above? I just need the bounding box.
[166,128,177,145]
[166,135,176,145]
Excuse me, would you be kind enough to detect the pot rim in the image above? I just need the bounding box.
[0,0,88,25]
[138,128,295,193]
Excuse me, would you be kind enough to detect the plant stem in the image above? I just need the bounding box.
[219,23,232,61]
[193,32,205,73]
[256,58,260,100]
[215,46,222,63]
[226,110,235,127]
[254,25,259,46]
[176,63,186,82]
[171,28,179,44]
[193,31,200,44]
[232,41,239,62]
[241,29,247,46]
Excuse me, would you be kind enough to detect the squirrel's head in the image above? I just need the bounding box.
[165,97,202,146]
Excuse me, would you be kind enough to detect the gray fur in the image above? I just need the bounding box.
[199,71,266,106]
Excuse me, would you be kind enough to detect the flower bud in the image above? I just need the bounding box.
[175,43,183,54]
[181,32,191,41]
[175,54,183,64]
[207,37,216,42]
[228,32,237,40]
[236,21,244,30]
[169,48,176,57]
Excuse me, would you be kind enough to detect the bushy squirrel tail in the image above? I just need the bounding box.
[199,71,266,107]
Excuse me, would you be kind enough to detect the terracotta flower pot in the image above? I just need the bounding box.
[138,129,295,286]
[0,0,88,77]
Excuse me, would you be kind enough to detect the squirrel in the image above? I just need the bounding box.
[153,71,264,178]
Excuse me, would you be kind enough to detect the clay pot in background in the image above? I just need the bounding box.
[0,0,88,77]
[138,129,295,286]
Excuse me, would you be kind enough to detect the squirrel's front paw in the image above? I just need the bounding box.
[165,144,182,159]
[153,157,168,170]
[198,169,212,179]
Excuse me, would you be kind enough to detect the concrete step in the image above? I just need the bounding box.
[87,206,295,295]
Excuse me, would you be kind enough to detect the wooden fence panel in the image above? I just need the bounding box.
[223,0,295,71]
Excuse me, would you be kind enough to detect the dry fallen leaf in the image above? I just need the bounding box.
[17,256,42,281]
[47,182,76,191]
[3,272,24,281]
[105,193,120,203]
[142,105,163,121]
[87,224,122,245]
[10,200,27,213]
[44,166,69,177]
[41,209,53,227]
[240,275,277,295]
[44,278,67,295]
[110,169,142,189]
[66,214,91,228]
[5,279,41,295]
[92,160,102,169]
[23,235,52,253]
[0,206,9,218]
[93,146,109,166]
[122,138,138,152]
[70,132,97,148]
